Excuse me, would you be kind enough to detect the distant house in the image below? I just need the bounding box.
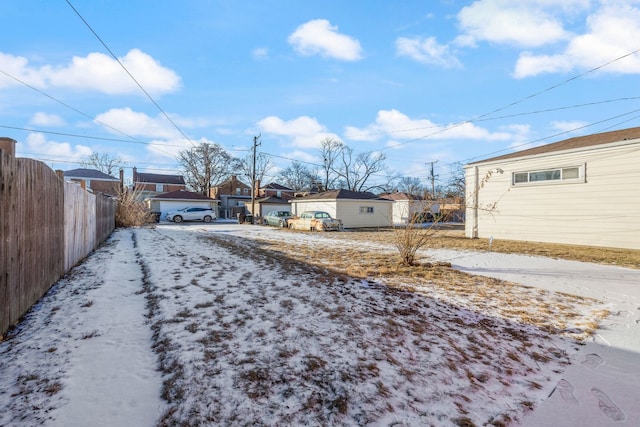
[379,192,439,224]
[145,190,218,221]
[258,182,295,199]
[465,127,640,250]
[245,182,295,217]
[210,175,251,219]
[63,168,122,197]
[290,189,393,228]
[132,167,186,199]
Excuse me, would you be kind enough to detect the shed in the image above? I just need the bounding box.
[145,190,218,221]
[290,189,393,228]
[465,127,640,250]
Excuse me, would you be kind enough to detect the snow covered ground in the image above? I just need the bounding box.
[1,222,638,426]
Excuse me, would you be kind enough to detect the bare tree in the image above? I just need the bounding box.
[395,176,425,196]
[235,152,274,187]
[444,161,466,200]
[317,137,343,190]
[336,147,387,192]
[277,161,316,192]
[178,143,233,196]
[79,152,126,176]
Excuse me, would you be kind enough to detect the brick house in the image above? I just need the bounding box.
[63,168,122,197]
[132,167,186,200]
[210,175,251,219]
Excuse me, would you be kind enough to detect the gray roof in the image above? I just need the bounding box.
[149,190,214,201]
[136,172,185,185]
[470,126,640,165]
[64,168,119,181]
[262,182,293,191]
[295,189,391,201]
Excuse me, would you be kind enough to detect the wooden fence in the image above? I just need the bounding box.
[1,148,116,337]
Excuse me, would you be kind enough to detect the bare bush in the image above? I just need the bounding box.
[115,187,154,228]
[392,218,439,266]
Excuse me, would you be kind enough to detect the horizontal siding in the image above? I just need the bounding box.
[291,199,393,228]
[335,200,392,228]
[466,143,640,249]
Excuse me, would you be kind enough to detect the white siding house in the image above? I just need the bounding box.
[465,127,640,250]
[290,189,393,228]
[379,192,439,224]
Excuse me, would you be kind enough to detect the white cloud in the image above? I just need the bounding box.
[256,115,340,148]
[94,108,182,139]
[455,0,586,48]
[514,4,640,77]
[18,132,92,160]
[252,47,269,59]
[146,137,198,160]
[550,120,589,133]
[288,19,363,61]
[396,36,462,68]
[344,109,512,144]
[29,112,66,127]
[0,49,180,95]
[0,53,46,89]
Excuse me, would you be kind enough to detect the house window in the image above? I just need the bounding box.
[243,188,249,194]
[512,165,584,186]
[359,206,374,214]
[236,188,241,195]
[156,184,164,192]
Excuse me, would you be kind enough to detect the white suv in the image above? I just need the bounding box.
[166,207,216,223]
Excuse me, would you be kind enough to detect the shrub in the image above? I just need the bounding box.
[115,187,154,227]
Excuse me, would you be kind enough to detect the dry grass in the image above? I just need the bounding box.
[251,229,613,340]
[321,228,640,269]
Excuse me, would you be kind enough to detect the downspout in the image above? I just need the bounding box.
[472,166,479,238]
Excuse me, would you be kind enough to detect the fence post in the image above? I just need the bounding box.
[0,137,16,156]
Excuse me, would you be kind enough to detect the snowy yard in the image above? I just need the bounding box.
[1,222,634,426]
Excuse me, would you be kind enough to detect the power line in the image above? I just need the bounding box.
[65,0,196,147]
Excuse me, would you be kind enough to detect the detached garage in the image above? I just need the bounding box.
[465,127,640,250]
[145,190,218,221]
[290,189,393,229]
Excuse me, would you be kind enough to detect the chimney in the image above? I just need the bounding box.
[0,137,17,156]
[119,168,125,190]
[255,179,261,197]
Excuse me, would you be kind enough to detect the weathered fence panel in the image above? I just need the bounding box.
[1,152,65,336]
[64,182,96,270]
[1,143,117,337]
[96,193,116,245]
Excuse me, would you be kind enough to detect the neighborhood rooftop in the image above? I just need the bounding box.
[297,189,388,200]
[469,126,640,164]
[135,171,185,185]
[63,168,119,180]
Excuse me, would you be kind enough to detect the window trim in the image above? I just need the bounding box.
[359,206,374,214]
[512,164,585,187]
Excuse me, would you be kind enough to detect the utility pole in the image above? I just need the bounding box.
[426,160,438,199]
[250,135,261,223]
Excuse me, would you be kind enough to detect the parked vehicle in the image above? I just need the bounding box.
[263,211,292,227]
[412,211,435,223]
[166,207,216,223]
[288,211,342,231]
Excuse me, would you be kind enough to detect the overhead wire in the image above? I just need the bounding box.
[65,0,197,147]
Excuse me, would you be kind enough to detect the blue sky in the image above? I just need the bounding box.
[2,0,640,187]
